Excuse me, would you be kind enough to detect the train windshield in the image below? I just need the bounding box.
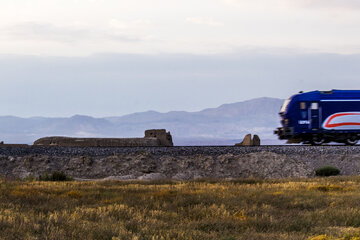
[280,99,291,113]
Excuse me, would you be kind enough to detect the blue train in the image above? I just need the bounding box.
[274,90,360,145]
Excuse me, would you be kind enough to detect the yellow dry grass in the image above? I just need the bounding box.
[1,177,360,239]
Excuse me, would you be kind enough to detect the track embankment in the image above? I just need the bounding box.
[0,146,359,180]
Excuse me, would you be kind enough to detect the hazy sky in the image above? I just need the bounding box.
[0,0,359,117]
[2,0,360,55]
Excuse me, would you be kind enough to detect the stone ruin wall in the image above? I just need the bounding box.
[33,137,161,147]
[33,129,173,147]
[145,129,173,147]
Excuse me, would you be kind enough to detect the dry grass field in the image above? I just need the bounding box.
[1,177,360,239]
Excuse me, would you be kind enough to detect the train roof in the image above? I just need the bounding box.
[292,90,360,101]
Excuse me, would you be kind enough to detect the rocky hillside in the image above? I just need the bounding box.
[1,146,360,180]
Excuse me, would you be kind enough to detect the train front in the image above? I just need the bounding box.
[274,97,295,140]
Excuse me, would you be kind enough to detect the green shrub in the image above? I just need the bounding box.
[38,171,73,181]
[315,166,340,177]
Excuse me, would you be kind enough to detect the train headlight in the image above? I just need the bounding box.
[284,119,289,125]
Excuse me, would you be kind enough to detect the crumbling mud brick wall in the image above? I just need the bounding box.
[33,129,173,147]
[144,129,173,147]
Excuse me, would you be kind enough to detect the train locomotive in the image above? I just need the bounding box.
[274,90,360,145]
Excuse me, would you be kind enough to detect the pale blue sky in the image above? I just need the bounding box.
[0,0,359,117]
[0,53,359,117]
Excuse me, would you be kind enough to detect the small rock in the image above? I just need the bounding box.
[235,134,252,146]
[172,172,191,181]
[137,173,166,181]
[102,175,135,181]
[252,135,261,146]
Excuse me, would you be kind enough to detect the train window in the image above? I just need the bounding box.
[311,102,319,110]
[300,102,306,110]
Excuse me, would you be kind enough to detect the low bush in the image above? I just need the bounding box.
[315,166,340,177]
[38,171,73,181]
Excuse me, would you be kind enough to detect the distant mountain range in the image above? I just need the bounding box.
[0,97,284,145]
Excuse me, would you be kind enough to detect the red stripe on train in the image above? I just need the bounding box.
[324,113,360,128]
